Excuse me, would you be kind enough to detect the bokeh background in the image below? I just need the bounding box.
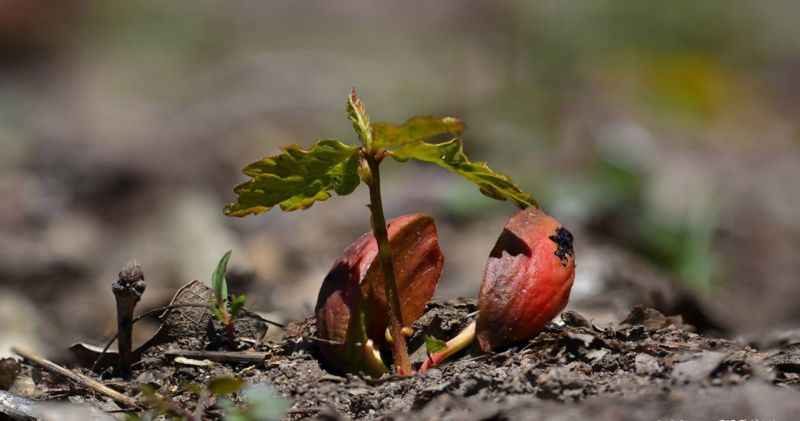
[2,1,799,358]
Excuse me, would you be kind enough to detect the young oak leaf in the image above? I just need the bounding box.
[347,88,372,147]
[371,116,465,150]
[388,138,538,209]
[224,140,360,217]
[230,294,247,319]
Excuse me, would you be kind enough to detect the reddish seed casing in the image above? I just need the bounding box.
[315,213,444,373]
[360,214,443,346]
[314,230,376,373]
[476,208,575,352]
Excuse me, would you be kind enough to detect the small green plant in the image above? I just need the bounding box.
[226,89,539,375]
[129,376,287,421]
[219,384,290,421]
[210,250,247,347]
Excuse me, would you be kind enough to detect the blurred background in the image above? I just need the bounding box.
[1,1,799,358]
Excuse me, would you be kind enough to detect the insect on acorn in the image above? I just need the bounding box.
[420,207,575,371]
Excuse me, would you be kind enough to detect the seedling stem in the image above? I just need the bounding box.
[364,152,412,376]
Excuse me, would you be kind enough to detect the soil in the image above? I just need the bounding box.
[5,293,800,420]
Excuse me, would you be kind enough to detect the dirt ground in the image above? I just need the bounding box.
[4,293,800,420]
[2,4,800,420]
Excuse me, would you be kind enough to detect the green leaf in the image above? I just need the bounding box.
[212,250,232,307]
[182,382,205,395]
[212,306,227,324]
[372,116,464,149]
[347,88,372,147]
[139,384,157,399]
[230,294,247,319]
[225,140,360,217]
[425,335,447,355]
[208,376,245,396]
[389,138,538,208]
[138,384,172,414]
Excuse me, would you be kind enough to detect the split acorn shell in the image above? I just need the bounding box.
[476,207,575,352]
[314,213,444,375]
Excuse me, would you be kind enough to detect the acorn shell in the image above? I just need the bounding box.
[314,213,444,374]
[476,208,575,352]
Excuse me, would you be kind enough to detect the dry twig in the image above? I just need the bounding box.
[112,262,146,377]
[11,347,139,409]
[164,350,268,365]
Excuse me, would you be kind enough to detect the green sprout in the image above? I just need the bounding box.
[210,250,246,347]
[225,89,535,375]
[129,376,270,421]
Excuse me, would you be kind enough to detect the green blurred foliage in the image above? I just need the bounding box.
[220,384,290,421]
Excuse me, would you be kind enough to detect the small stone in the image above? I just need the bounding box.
[672,351,726,383]
[347,387,370,396]
[586,349,609,362]
[9,375,38,398]
[565,331,595,348]
[561,311,592,328]
[634,353,661,376]
[421,382,450,394]
[135,371,157,385]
